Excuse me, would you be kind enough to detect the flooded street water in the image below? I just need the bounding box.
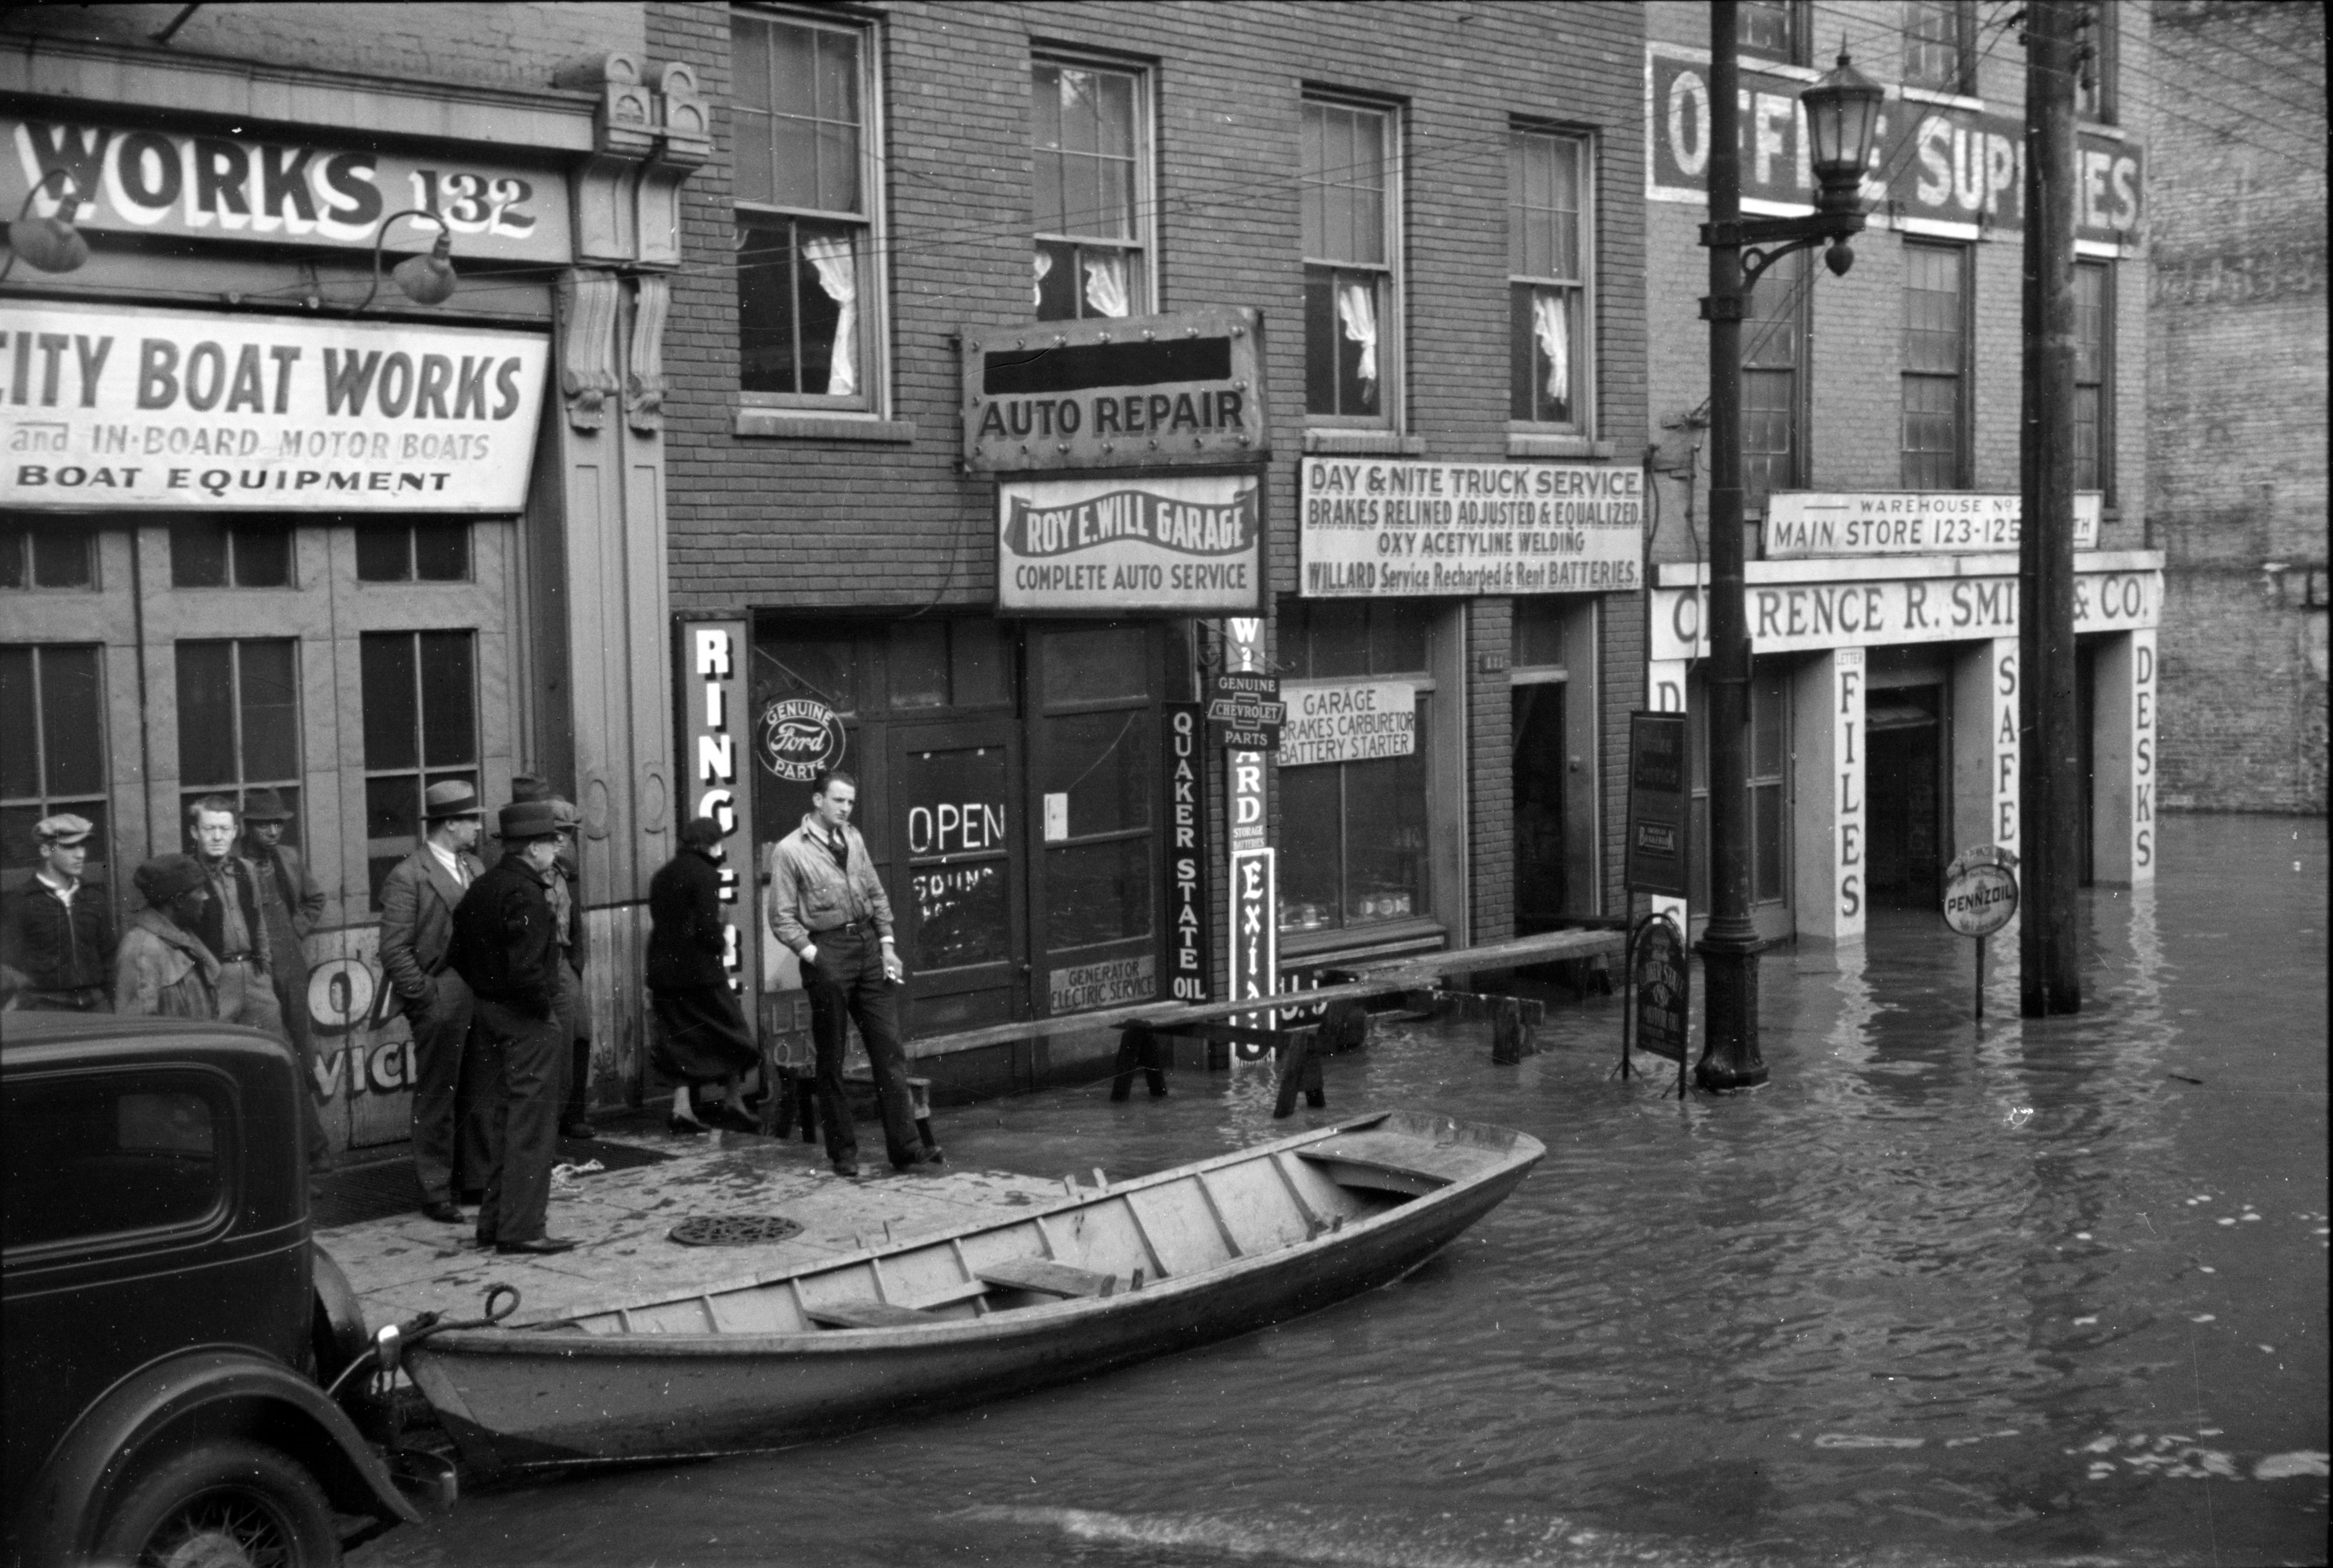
[357,815,2327,1568]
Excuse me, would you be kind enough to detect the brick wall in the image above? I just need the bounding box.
[7,2,642,91]
[648,0,1652,944]
[2147,0,2327,813]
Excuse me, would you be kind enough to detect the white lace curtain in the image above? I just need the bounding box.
[802,236,858,397]
[1532,291,1570,402]
[1082,252,1129,318]
[1032,249,1053,307]
[1336,280,1379,392]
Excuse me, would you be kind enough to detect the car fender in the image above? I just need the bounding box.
[16,1346,420,1566]
[309,1243,372,1385]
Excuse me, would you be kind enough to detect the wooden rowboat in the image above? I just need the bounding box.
[403,1110,1543,1476]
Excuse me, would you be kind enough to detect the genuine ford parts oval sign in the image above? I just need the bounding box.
[757,698,846,782]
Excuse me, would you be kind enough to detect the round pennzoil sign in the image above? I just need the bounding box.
[1941,848,2019,938]
[756,698,847,783]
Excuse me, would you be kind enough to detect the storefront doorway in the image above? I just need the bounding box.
[1864,685,1945,909]
[1511,682,1569,931]
[752,615,1165,1048]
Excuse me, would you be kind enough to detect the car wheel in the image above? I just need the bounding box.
[94,1439,340,1567]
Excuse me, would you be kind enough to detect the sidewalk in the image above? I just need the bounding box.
[317,1124,1065,1328]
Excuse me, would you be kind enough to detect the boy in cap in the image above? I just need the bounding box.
[1,814,115,1011]
[447,798,577,1254]
[115,854,221,1018]
[379,779,489,1224]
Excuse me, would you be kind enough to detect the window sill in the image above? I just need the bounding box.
[1279,914,1447,963]
[1506,432,1615,459]
[1301,428,1426,455]
[1899,84,1984,111]
[734,410,916,443]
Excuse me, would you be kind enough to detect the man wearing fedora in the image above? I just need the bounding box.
[448,798,577,1254]
[115,854,221,1019]
[1,814,114,1011]
[243,789,332,1173]
[380,780,488,1225]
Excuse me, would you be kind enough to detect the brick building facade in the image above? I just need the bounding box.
[2145,0,2327,814]
[646,0,1652,1091]
[1639,0,2164,953]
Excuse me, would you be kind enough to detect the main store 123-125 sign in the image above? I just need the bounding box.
[998,472,1263,614]
[2,301,547,512]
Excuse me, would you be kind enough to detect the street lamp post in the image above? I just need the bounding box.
[1695,3,1882,1091]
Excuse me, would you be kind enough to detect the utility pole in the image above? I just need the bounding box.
[2020,0,2082,1015]
[1697,0,1767,1090]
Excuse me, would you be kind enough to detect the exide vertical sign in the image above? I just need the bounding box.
[1163,704,1211,1003]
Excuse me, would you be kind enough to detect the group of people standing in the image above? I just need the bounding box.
[3,765,945,1248]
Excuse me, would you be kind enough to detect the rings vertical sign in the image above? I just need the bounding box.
[676,619,758,1006]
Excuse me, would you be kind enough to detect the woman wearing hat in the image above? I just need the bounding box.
[114,854,221,1018]
[646,816,764,1134]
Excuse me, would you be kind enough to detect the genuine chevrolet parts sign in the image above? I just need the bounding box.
[1,301,548,512]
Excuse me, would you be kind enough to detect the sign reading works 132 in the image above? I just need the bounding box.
[998,472,1263,614]
[5,117,570,262]
[1,301,547,512]
[962,307,1266,473]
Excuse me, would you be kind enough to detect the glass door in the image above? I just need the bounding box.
[890,718,1025,1037]
[1025,623,1163,1018]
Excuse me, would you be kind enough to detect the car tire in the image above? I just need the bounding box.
[93,1438,341,1567]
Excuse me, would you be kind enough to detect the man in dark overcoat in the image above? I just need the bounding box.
[242,788,330,1171]
[448,799,575,1255]
[378,780,487,1223]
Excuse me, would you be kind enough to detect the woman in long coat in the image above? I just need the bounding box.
[114,855,221,1018]
[646,817,762,1132]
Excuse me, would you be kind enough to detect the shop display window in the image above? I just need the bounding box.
[1685,664,1791,918]
[359,630,479,906]
[1032,58,1150,322]
[175,639,301,848]
[0,644,108,887]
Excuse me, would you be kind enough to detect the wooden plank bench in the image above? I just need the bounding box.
[804,1300,945,1329]
[975,1257,1120,1299]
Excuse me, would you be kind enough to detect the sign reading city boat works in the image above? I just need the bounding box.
[1765,492,2102,559]
[998,472,1263,613]
[1644,43,2142,244]
[4,117,571,262]
[1301,459,1643,597]
[1,301,547,512]
[962,306,1268,472]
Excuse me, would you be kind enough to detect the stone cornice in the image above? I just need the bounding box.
[1,34,600,155]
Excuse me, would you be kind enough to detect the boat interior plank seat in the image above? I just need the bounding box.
[976,1256,1120,1299]
[1297,1129,1510,1196]
[805,1300,948,1329]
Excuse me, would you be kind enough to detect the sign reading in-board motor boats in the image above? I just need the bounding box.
[962,306,1268,473]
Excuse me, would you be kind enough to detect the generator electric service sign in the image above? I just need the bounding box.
[997,472,1263,614]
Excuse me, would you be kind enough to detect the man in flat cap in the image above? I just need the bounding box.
[379,779,488,1225]
[510,775,595,1141]
[448,798,577,1255]
[185,795,288,1042]
[1,814,115,1012]
[115,854,221,1019]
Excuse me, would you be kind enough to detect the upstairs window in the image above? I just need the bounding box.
[734,11,883,408]
[1302,97,1399,424]
[1904,1,1975,93]
[1901,242,1969,490]
[1738,0,1807,66]
[0,526,95,591]
[2073,261,2112,498]
[1743,246,1809,511]
[1509,128,1592,431]
[1033,59,1150,321]
[2074,1,2117,123]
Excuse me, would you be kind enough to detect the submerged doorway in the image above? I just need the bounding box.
[1865,684,1944,909]
[1512,681,1569,931]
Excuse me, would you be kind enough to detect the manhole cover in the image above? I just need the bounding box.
[668,1214,804,1247]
